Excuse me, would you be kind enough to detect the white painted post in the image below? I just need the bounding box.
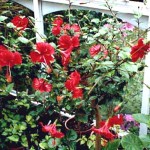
[139,4,150,135]
[33,0,45,42]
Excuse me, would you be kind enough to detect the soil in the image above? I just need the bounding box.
[65,117,92,134]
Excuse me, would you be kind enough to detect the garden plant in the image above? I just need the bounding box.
[0,0,150,150]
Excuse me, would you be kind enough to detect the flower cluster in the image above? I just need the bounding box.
[65,70,83,99]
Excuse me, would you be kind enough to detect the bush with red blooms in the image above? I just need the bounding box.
[0,1,150,150]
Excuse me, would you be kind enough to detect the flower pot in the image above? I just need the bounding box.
[8,147,25,150]
[65,117,92,135]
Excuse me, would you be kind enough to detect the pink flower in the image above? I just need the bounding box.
[124,114,135,122]
[30,42,55,65]
[32,78,52,93]
[11,16,28,30]
[121,22,134,31]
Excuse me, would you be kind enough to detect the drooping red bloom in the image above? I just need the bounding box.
[11,16,28,30]
[92,121,116,140]
[32,78,52,93]
[0,50,22,67]
[52,16,63,27]
[40,122,64,138]
[72,87,83,99]
[65,70,81,91]
[30,42,55,65]
[58,35,80,50]
[0,46,22,82]
[61,46,73,67]
[130,38,150,62]
[89,44,101,57]
[93,115,124,140]
[52,26,61,36]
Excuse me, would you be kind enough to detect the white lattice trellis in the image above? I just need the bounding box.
[12,0,150,135]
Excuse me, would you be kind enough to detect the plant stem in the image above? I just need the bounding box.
[95,103,101,150]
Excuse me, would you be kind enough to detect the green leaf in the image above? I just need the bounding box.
[121,62,138,73]
[66,129,77,141]
[39,142,48,149]
[48,138,60,148]
[91,18,99,24]
[76,114,88,123]
[121,133,144,150]
[87,140,93,148]
[6,83,14,94]
[19,122,27,131]
[26,115,32,122]
[18,37,29,44]
[0,16,8,22]
[7,135,19,142]
[104,139,120,150]
[132,114,150,127]
[6,22,15,28]
[139,134,150,148]
[21,135,28,147]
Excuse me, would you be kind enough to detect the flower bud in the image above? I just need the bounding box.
[113,102,122,113]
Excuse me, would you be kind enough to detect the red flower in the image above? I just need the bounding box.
[71,24,80,33]
[30,42,55,65]
[70,70,81,84]
[63,24,71,31]
[72,87,83,99]
[58,35,72,50]
[72,36,80,48]
[0,50,22,67]
[32,78,52,93]
[61,46,73,67]
[65,70,81,91]
[130,38,150,62]
[0,46,22,82]
[108,114,124,126]
[11,16,28,30]
[40,122,64,138]
[89,44,101,57]
[52,26,61,36]
[0,45,8,52]
[58,35,80,50]
[92,121,116,140]
[53,16,63,27]
[63,24,80,36]
[65,79,76,91]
